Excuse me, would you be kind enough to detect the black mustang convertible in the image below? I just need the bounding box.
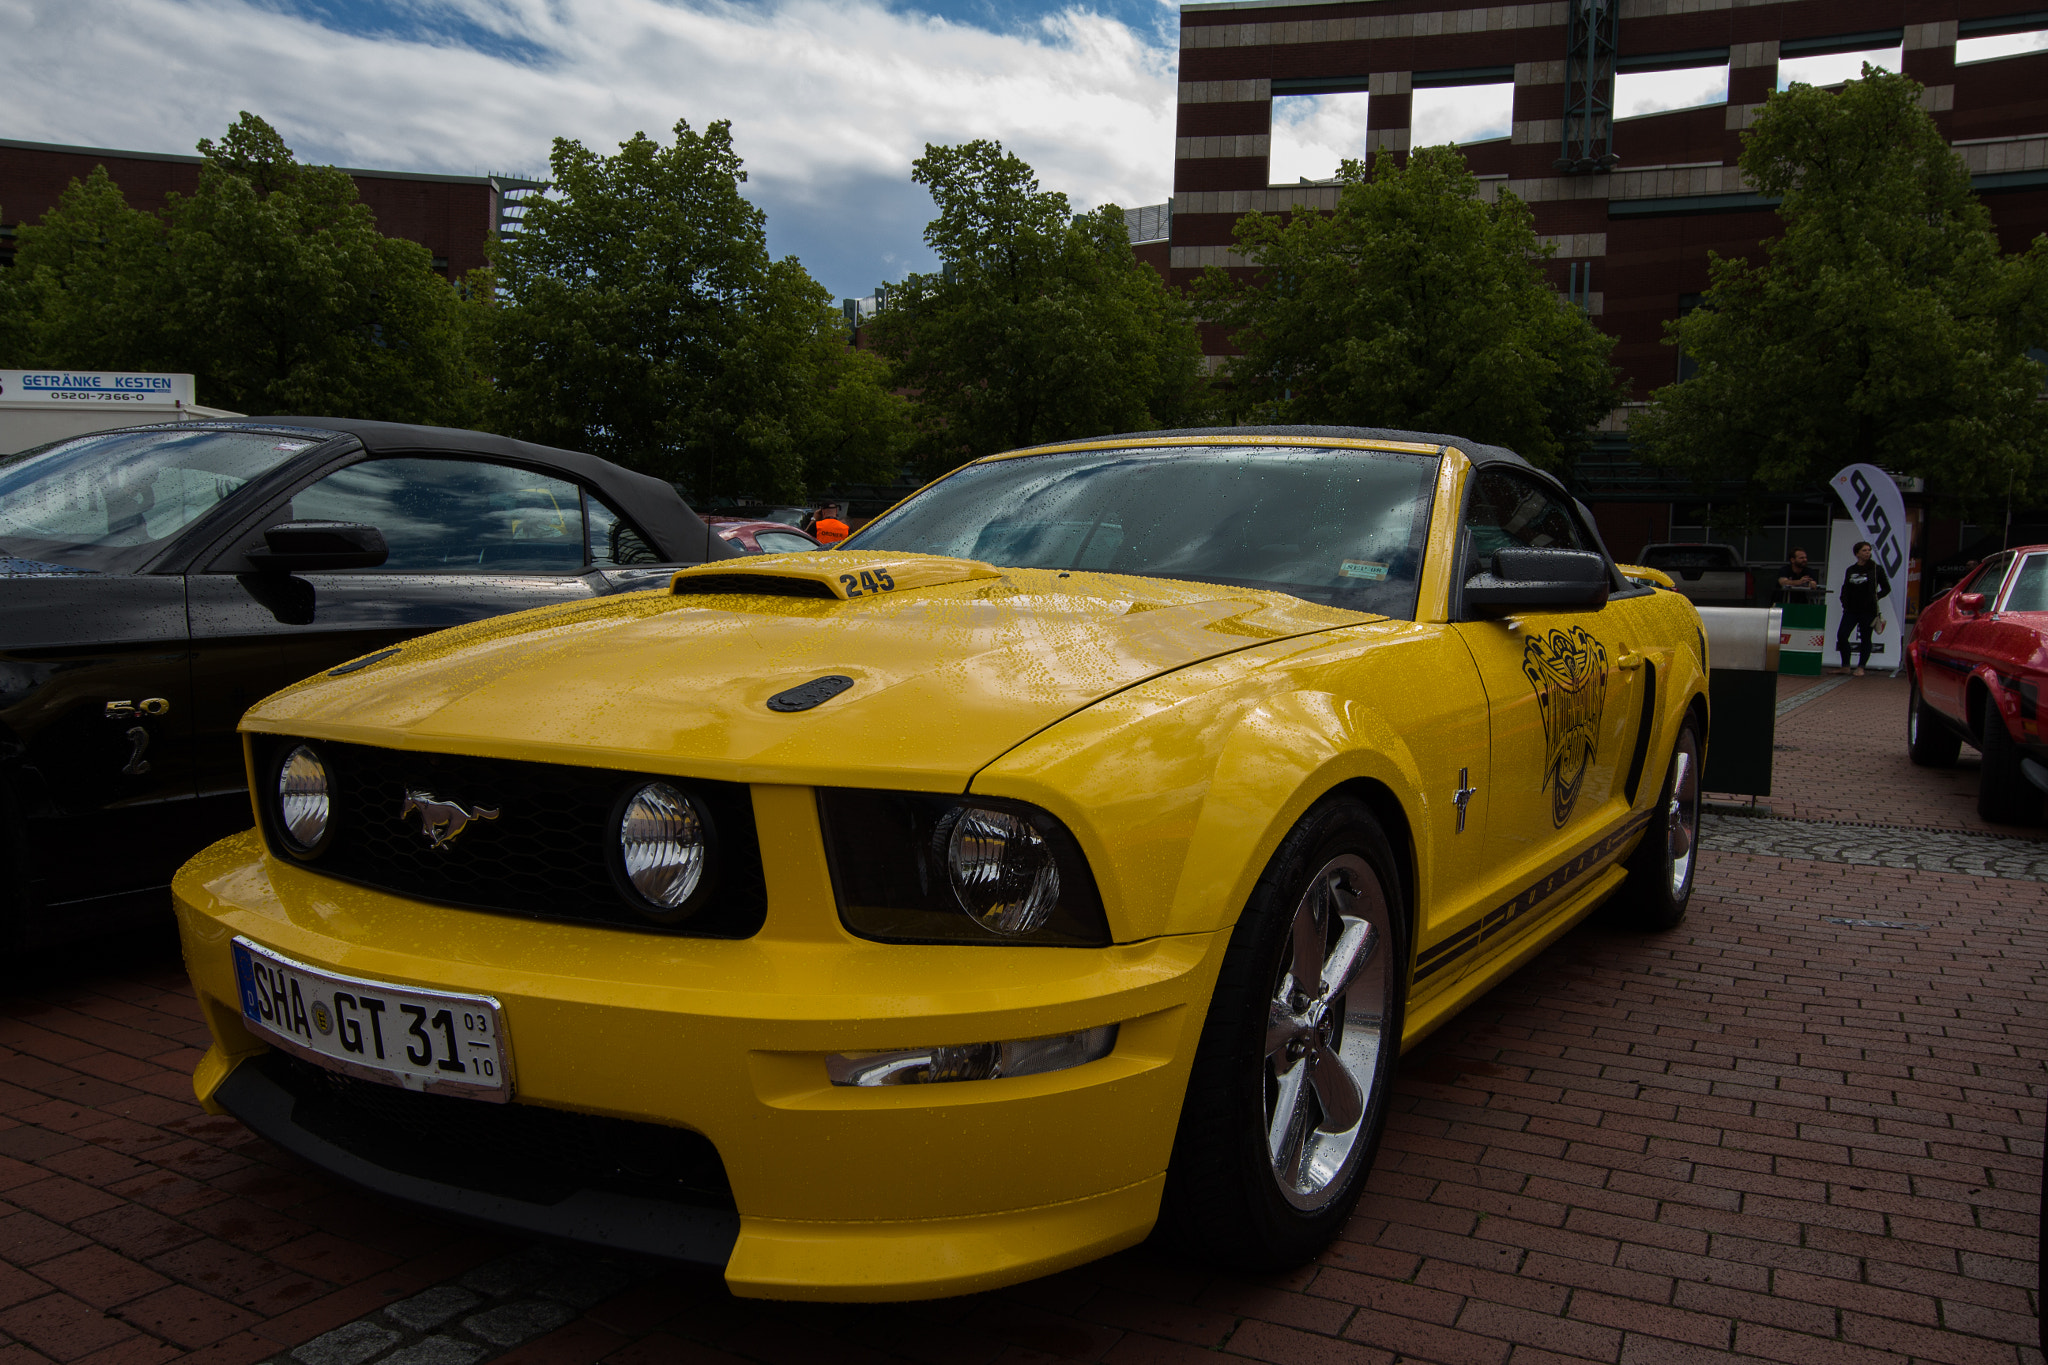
[0,417,735,955]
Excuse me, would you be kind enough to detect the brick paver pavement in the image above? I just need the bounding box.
[0,676,2039,1365]
[1741,674,2040,838]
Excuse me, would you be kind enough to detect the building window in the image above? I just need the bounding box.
[1269,89,1372,186]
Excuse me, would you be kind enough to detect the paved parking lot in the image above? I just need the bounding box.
[0,673,2040,1365]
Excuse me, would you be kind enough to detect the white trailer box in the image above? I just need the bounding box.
[0,370,241,454]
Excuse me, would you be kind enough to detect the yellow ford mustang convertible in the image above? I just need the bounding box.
[175,427,1707,1301]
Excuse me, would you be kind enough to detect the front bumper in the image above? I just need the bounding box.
[175,822,1223,1301]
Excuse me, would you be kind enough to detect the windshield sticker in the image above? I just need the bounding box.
[271,441,314,452]
[1340,560,1389,581]
[1521,625,1609,827]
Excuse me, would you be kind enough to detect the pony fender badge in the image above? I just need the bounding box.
[1520,626,1609,827]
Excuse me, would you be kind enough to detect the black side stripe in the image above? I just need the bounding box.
[1414,809,1657,983]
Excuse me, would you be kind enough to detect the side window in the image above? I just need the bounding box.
[2001,553,2047,612]
[1463,469,1584,570]
[291,459,586,573]
[586,494,661,565]
[1960,553,2012,598]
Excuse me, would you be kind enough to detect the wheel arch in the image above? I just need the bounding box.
[1319,776,1417,961]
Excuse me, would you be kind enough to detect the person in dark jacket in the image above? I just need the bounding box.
[1836,540,1892,676]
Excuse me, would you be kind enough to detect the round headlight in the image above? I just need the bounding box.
[277,745,330,854]
[618,782,707,914]
[945,806,1061,935]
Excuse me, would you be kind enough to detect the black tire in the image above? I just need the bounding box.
[1610,715,1703,932]
[1978,702,2043,825]
[1908,681,1961,768]
[1155,794,1407,1271]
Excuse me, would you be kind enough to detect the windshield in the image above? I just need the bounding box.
[0,428,324,573]
[847,444,1441,617]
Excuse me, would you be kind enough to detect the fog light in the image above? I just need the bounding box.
[277,745,330,854]
[944,805,1060,935]
[825,1024,1118,1087]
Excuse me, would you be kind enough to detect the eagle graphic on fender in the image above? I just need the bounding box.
[1521,625,1609,827]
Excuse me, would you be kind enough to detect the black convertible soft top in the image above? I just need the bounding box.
[1077,425,1535,471]
[245,416,738,563]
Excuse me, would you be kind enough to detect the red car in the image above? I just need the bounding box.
[705,518,820,555]
[1907,543,2048,822]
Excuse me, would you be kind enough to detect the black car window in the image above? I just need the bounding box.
[1959,553,2012,598]
[846,444,1439,617]
[0,428,322,573]
[585,492,661,566]
[291,459,588,573]
[2001,553,2047,612]
[1464,469,1585,567]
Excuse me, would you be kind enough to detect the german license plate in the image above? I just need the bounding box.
[232,938,510,1101]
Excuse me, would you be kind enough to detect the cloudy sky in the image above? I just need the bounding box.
[4,0,1183,301]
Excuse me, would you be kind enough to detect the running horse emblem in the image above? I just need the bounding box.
[401,791,501,850]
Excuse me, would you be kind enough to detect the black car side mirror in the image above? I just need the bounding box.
[1462,547,1611,617]
[247,521,389,573]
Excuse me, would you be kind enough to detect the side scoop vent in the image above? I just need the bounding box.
[671,574,837,600]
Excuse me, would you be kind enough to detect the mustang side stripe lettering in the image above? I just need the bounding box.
[1414,809,1656,982]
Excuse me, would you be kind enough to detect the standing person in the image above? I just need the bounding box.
[811,502,850,546]
[1836,540,1891,676]
[1778,547,1820,603]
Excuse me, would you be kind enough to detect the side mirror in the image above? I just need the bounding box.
[247,521,389,573]
[1955,591,1987,616]
[1463,547,1611,617]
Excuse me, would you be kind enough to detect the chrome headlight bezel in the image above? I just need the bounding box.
[607,780,718,924]
[271,742,334,859]
[815,789,1110,946]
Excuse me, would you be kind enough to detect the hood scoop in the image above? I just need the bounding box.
[670,553,1003,601]
[672,573,836,600]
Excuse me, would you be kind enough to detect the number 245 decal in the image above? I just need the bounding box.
[839,569,896,598]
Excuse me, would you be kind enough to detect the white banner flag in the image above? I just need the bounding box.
[1825,465,1911,674]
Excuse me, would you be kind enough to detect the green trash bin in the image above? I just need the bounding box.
[1697,606,1780,797]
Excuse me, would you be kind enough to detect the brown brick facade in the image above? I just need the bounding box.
[1171,1,2048,403]
[0,139,498,279]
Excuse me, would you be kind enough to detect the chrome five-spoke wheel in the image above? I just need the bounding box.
[1157,795,1407,1270]
[1264,854,1391,1208]
[1663,733,1700,902]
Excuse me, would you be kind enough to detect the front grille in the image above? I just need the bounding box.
[261,1053,735,1209]
[255,738,767,937]
[671,573,836,599]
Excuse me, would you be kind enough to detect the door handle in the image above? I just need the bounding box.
[1618,652,1645,670]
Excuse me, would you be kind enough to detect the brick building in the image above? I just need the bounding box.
[1168,0,2048,571]
[0,137,538,280]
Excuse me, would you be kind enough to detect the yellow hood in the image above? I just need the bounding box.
[245,553,1375,788]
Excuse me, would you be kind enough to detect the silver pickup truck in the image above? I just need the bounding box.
[1635,542,1755,606]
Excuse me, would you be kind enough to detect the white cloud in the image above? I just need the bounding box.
[0,0,1180,297]
[1614,65,1729,119]
[1957,30,2048,65]
[1268,91,1371,185]
[1777,46,1901,89]
[1412,83,1513,146]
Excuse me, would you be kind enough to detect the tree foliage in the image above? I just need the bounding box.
[0,113,488,425]
[482,119,908,500]
[864,141,1209,474]
[1199,146,1621,472]
[1631,68,2048,504]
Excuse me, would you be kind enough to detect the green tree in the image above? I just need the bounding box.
[1199,145,1621,472]
[864,141,1209,474]
[0,113,488,425]
[482,119,908,500]
[1631,68,2048,504]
